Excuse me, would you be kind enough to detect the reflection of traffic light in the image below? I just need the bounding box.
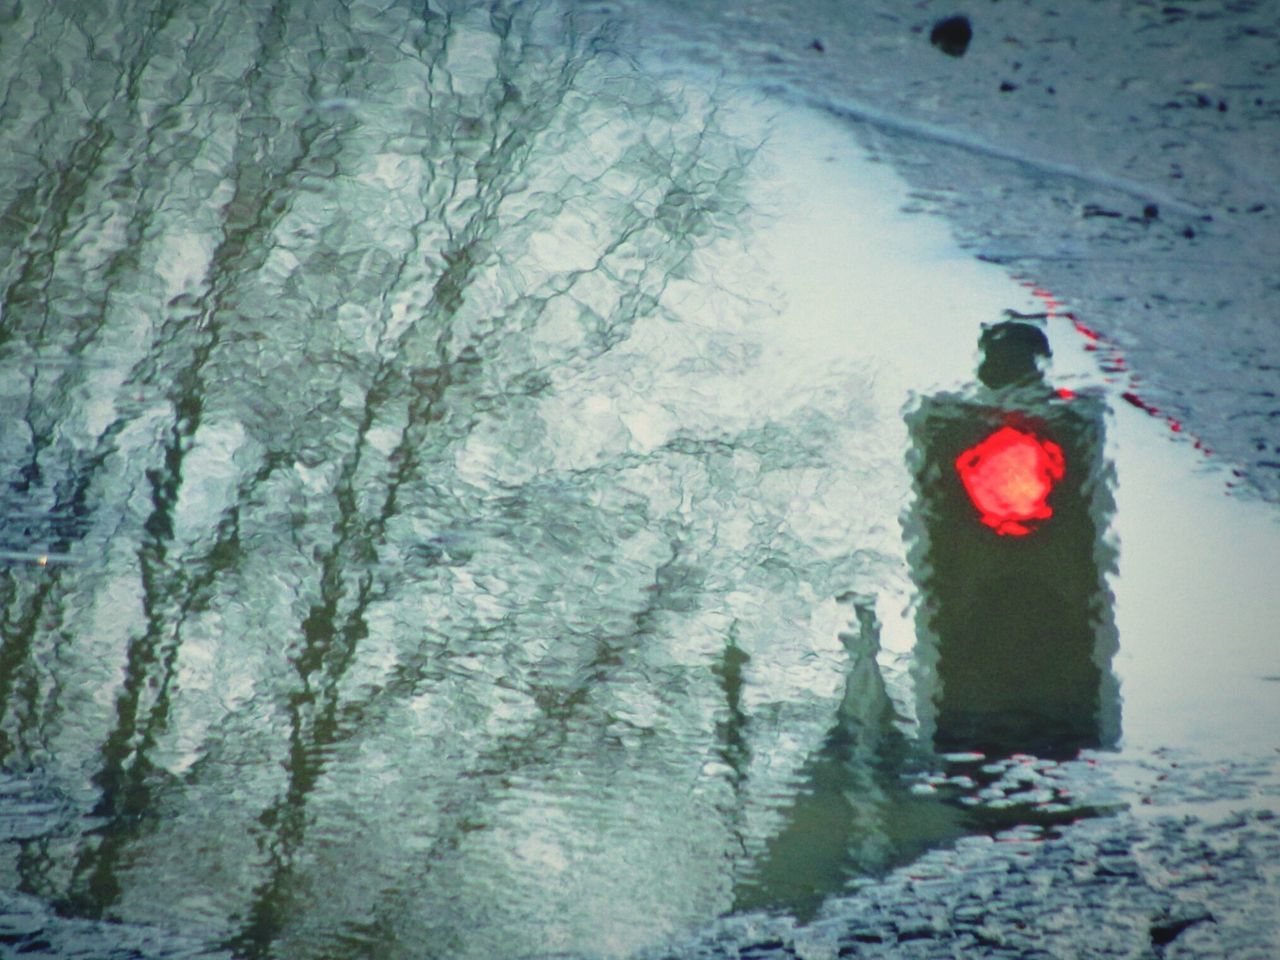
[904,322,1119,761]
[737,323,1119,921]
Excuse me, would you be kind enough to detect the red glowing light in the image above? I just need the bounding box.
[956,426,1065,536]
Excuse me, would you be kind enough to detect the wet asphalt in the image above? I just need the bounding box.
[642,755,1280,959]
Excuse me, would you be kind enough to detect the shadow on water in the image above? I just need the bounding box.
[735,321,1122,921]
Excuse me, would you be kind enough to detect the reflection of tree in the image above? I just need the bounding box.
[51,10,350,923]
[217,23,759,960]
[2,0,789,955]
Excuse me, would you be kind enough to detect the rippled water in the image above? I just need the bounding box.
[1,1,1277,958]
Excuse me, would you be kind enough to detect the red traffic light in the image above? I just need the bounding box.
[955,426,1065,536]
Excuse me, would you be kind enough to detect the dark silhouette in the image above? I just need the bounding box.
[905,320,1119,759]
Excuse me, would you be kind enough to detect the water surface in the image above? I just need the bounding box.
[1,2,1277,958]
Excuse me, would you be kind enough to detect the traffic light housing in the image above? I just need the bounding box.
[904,323,1119,760]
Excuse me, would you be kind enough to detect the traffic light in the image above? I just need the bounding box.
[736,322,1122,920]
[904,321,1120,761]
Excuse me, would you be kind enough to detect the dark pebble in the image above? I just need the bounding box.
[845,931,886,944]
[739,940,794,959]
[930,15,973,57]
[1082,204,1123,219]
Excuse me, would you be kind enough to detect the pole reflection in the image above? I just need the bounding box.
[908,320,1119,760]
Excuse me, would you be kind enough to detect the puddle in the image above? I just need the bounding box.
[1094,376,1280,756]
[1,4,1277,957]
[720,96,1280,920]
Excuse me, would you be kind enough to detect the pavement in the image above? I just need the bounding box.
[641,753,1280,959]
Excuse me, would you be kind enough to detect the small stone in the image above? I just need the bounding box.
[930,15,973,57]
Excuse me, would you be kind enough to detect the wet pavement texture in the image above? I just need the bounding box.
[643,803,1280,959]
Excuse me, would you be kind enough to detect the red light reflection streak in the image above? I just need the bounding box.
[1019,281,1213,458]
